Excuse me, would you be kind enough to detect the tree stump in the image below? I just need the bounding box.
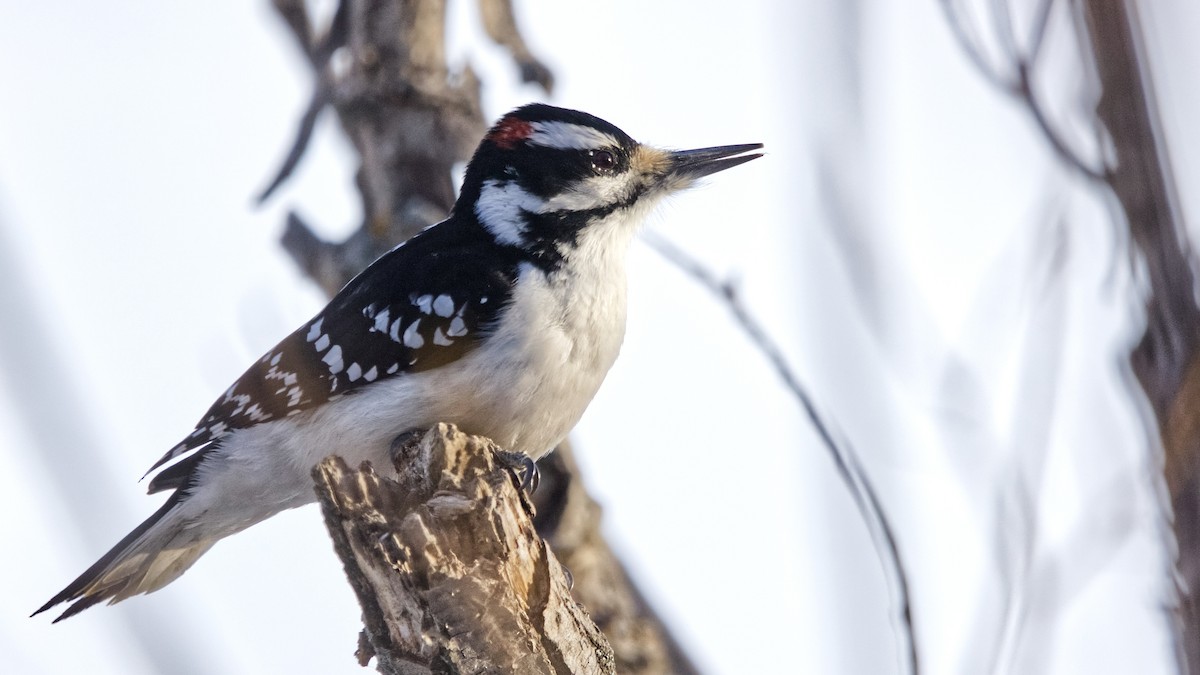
[313,423,616,675]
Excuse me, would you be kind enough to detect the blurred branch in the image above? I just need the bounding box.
[944,0,1200,670]
[1079,3,1200,671]
[940,0,1012,88]
[257,0,348,203]
[642,231,920,675]
[479,0,555,92]
[938,0,1110,182]
[262,0,491,295]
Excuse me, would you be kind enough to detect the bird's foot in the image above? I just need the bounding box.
[496,450,540,496]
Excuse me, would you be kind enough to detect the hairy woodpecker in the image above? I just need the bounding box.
[35,103,762,621]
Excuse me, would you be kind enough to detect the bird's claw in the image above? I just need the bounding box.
[497,450,540,496]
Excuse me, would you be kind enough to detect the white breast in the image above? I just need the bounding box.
[181,211,643,537]
[431,210,639,452]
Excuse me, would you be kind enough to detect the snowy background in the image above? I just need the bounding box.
[2,1,1197,673]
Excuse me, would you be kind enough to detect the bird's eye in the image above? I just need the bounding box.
[590,150,616,173]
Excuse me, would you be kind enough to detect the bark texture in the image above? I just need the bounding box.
[314,424,615,675]
[264,2,697,672]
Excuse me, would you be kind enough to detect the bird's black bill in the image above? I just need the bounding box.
[669,143,764,180]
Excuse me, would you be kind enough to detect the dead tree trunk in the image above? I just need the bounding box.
[262,2,697,672]
[1080,3,1200,670]
[314,424,614,674]
[943,1,1199,668]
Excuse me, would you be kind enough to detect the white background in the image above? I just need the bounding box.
[1,1,1196,673]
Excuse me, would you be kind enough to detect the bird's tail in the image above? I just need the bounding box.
[32,495,215,622]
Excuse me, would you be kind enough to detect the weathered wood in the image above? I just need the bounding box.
[313,424,615,675]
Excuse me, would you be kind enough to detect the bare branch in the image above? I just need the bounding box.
[939,0,1110,182]
[641,231,920,675]
[256,86,329,204]
[479,0,555,93]
[258,0,350,204]
[939,0,1017,90]
[271,0,315,60]
[1012,68,1110,182]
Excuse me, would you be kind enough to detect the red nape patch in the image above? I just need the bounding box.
[487,117,533,149]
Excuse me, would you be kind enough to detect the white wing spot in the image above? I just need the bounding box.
[306,318,324,342]
[373,308,391,333]
[270,352,282,366]
[347,362,362,382]
[415,294,433,314]
[363,365,378,382]
[433,294,454,317]
[315,334,331,352]
[246,404,271,422]
[480,296,488,304]
[323,344,344,374]
[433,327,453,346]
[403,320,424,348]
[447,316,468,337]
[228,393,251,415]
[387,363,400,375]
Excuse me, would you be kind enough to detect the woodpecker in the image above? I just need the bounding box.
[35,103,762,621]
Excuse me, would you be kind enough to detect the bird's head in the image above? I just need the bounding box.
[457,104,762,269]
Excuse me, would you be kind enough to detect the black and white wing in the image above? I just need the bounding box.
[144,225,519,491]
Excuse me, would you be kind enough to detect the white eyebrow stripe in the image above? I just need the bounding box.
[528,120,618,150]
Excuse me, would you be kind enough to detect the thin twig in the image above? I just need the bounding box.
[258,0,349,204]
[939,0,1017,89]
[271,0,315,60]
[256,86,330,204]
[1013,69,1110,182]
[939,0,1110,182]
[642,231,920,675]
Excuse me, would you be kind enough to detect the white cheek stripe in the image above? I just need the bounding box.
[478,175,637,241]
[476,179,543,246]
[528,120,618,150]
